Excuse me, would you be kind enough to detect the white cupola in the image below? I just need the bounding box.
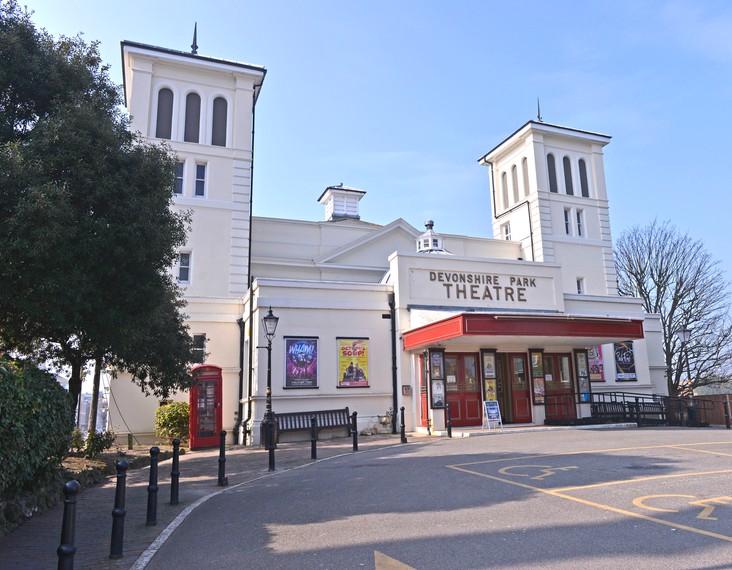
[416,220,449,254]
[317,184,365,221]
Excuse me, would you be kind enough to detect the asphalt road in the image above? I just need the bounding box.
[142,428,732,570]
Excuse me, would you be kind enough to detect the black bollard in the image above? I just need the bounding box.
[400,406,408,444]
[170,438,180,505]
[218,430,228,486]
[109,460,128,559]
[267,419,276,472]
[57,479,80,570]
[446,403,452,438]
[351,411,359,451]
[146,446,160,526]
[725,399,731,430]
[310,415,318,460]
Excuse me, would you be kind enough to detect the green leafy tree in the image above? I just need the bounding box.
[0,1,196,412]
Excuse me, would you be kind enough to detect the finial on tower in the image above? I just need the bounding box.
[537,97,543,122]
[191,23,198,55]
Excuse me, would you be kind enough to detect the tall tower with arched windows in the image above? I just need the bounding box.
[479,121,617,297]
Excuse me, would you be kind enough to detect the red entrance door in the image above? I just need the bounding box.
[445,353,482,427]
[544,354,577,421]
[189,365,223,450]
[509,354,532,423]
[419,354,429,427]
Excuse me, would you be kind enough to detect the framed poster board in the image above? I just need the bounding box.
[337,338,369,387]
[284,337,318,388]
[574,349,591,402]
[431,379,446,408]
[429,349,445,380]
[483,400,502,429]
[614,341,637,381]
[481,349,497,401]
[588,345,605,382]
[529,349,545,405]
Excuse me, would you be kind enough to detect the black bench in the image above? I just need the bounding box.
[275,407,351,442]
[591,401,628,423]
[629,401,666,426]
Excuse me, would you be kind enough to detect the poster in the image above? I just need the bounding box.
[284,337,318,388]
[431,379,446,408]
[614,341,637,381]
[575,351,591,402]
[530,350,545,405]
[430,350,444,379]
[337,338,369,387]
[588,345,605,382]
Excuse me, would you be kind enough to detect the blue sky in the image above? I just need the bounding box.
[26,0,732,281]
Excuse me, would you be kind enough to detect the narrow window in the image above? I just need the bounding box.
[522,157,530,196]
[174,162,184,195]
[576,278,585,294]
[178,252,191,283]
[501,172,509,208]
[195,164,206,197]
[184,92,201,143]
[579,158,589,197]
[563,156,573,195]
[192,334,206,363]
[211,97,227,147]
[576,209,584,237]
[547,154,558,193]
[501,222,511,240]
[564,208,571,235]
[155,88,173,139]
[511,165,519,203]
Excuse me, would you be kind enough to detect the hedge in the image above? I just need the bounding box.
[0,358,75,499]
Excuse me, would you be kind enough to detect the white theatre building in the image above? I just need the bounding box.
[108,39,665,446]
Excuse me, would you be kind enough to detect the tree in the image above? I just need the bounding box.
[0,2,196,413]
[614,220,732,396]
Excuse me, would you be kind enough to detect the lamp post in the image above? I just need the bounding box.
[261,307,279,470]
[677,326,693,424]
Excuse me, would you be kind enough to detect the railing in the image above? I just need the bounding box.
[591,392,721,427]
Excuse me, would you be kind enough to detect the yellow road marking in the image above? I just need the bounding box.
[554,469,732,492]
[632,494,694,512]
[447,464,732,544]
[689,497,732,521]
[498,464,578,480]
[375,551,415,569]
[670,445,732,458]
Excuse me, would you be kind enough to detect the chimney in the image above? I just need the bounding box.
[317,183,365,221]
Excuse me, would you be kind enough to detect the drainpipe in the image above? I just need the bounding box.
[388,292,398,434]
[235,318,245,443]
[241,86,259,445]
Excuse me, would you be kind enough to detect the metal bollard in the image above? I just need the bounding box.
[170,438,180,505]
[400,406,408,444]
[351,411,358,451]
[267,419,276,472]
[109,460,128,559]
[127,433,133,450]
[57,480,81,570]
[218,430,228,486]
[146,447,160,526]
[725,399,731,430]
[446,403,452,438]
[310,415,318,460]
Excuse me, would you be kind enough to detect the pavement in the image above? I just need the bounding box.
[0,423,641,569]
[0,430,420,570]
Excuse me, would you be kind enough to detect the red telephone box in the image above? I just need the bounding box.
[189,364,223,450]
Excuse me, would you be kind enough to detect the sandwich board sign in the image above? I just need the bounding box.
[483,400,503,430]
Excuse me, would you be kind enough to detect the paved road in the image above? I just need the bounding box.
[144,428,732,570]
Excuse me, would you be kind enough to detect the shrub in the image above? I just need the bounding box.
[155,401,189,444]
[0,357,75,500]
[70,427,85,453]
[84,430,116,458]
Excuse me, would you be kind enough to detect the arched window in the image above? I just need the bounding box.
[511,165,519,203]
[579,158,589,197]
[522,157,530,196]
[501,172,509,208]
[184,92,201,143]
[547,154,558,193]
[211,97,227,147]
[563,156,574,195]
[155,88,173,139]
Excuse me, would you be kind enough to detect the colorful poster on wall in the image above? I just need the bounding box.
[575,351,591,402]
[284,337,318,388]
[588,345,605,382]
[530,350,545,405]
[614,341,637,381]
[337,338,369,387]
[481,350,497,400]
[430,350,445,379]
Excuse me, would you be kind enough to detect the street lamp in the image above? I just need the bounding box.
[677,326,694,424]
[261,307,279,470]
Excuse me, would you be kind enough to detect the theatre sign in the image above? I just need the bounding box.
[405,259,564,313]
